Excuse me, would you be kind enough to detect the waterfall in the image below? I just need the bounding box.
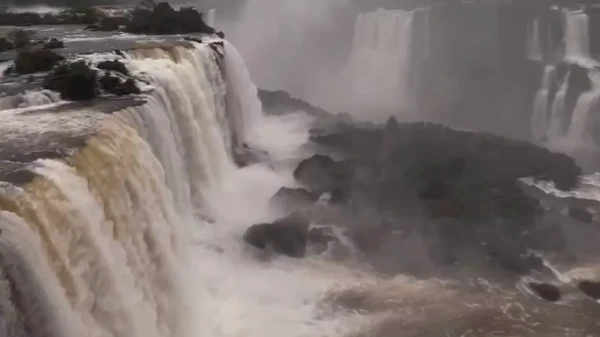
[120,44,235,214]
[0,40,354,337]
[531,66,555,140]
[567,71,600,144]
[546,69,570,141]
[564,10,592,63]
[335,8,415,119]
[206,8,216,28]
[0,117,185,337]
[527,17,544,62]
[221,40,265,148]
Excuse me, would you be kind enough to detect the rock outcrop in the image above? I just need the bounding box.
[269,187,319,213]
[15,50,64,74]
[0,38,13,53]
[97,60,129,76]
[43,60,98,101]
[291,116,582,276]
[243,212,310,258]
[528,282,562,302]
[43,38,64,50]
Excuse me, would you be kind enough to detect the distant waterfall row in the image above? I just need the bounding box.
[529,9,600,146]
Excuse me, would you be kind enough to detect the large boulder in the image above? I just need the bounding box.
[97,60,129,76]
[243,212,310,258]
[43,38,64,50]
[567,206,593,224]
[99,74,141,96]
[578,280,600,300]
[293,155,351,195]
[528,282,561,302]
[269,187,319,213]
[0,38,13,52]
[232,143,269,167]
[258,89,331,118]
[43,61,98,101]
[15,49,64,74]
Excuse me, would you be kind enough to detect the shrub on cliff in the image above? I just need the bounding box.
[43,60,98,101]
[126,1,215,35]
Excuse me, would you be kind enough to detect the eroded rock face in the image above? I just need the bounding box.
[243,212,310,258]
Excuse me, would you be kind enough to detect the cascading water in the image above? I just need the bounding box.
[531,66,555,140]
[564,10,592,63]
[527,16,544,62]
[0,40,361,337]
[567,71,600,144]
[206,9,216,28]
[0,90,62,110]
[334,8,415,119]
[532,10,600,144]
[546,69,570,141]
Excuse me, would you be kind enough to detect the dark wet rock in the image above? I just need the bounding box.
[97,60,129,76]
[2,65,13,76]
[308,226,339,254]
[43,38,64,50]
[233,143,269,167]
[293,155,351,195]
[300,116,582,276]
[243,212,310,258]
[258,89,331,118]
[269,187,319,213]
[0,38,13,52]
[43,60,98,101]
[578,280,600,300]
[100,74,141,96]
[15,50,65,74]
[126,2,215,35]
[184,36,203,44]
[567,206,593,224]
[209,42,225,58]
[528,282,561,302]
[308,227,336,245]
